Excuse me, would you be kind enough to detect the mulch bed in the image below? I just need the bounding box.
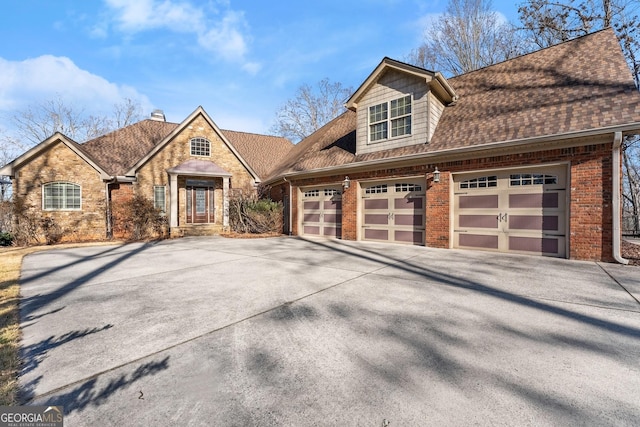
[622,240,640,266]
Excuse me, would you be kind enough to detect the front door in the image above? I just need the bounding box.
[187,186,214,224]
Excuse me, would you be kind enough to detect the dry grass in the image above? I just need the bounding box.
[0,241,122,405]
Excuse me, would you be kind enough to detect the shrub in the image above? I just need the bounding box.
[40,217,63,245]
[112,194,167,241]
[229,190,283,234]
[0,232,13,246]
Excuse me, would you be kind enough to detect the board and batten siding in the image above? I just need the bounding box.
[355,70,430,155]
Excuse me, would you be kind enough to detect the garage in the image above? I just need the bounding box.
[301,186,342,238]
[453,165,567,257]
[361,178,425,245]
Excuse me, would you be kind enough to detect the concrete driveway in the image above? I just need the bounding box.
[18,236,640,426]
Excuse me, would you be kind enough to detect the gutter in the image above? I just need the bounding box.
[612,131,629,264]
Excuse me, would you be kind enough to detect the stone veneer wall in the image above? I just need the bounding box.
[13,140,106,242]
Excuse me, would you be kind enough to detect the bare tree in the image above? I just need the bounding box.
[518,0,640,85]
[270,78,352,143]
[519,0,640,235]
[407,0,524,76]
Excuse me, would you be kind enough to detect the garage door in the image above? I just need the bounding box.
[301,186,342,238]
[362,178,425,245]
[453,165,567,257]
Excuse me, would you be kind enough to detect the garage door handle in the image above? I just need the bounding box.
[497,213,508,222]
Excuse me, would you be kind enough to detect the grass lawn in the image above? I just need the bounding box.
[0,242,122,405]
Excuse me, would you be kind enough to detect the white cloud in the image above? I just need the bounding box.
[0,55,153,113]
[242,61,262,75]
[102,0,251,62]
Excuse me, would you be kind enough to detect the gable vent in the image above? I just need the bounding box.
[150,109,166,122]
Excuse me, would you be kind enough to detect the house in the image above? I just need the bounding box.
[2,28,639,262]
[0,107,292,241]
[263,28,640,263]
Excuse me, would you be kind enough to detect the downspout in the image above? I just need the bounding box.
[612,131,629,264]
[283,177,292,235]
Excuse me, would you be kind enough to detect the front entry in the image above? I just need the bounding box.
[186,186,214,224]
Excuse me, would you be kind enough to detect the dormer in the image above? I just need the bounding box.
[345,57,457,155]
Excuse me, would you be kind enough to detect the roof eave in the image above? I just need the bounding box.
[267,122,640,183]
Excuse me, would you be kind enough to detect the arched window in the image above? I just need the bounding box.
[43,182,81,210]
[190,137,211,157]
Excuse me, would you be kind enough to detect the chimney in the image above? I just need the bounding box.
[150,109,166,122]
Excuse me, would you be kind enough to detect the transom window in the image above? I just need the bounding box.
[304,189,320,197]
[460,176,498,189]
[510,174,557,186]
[154,186,166,213]
[324,189,341,196]
[190,137,211,157]
[43,182,81,210]
[365,184,388,194]
[369,95,412,142]
[395,183,422,192]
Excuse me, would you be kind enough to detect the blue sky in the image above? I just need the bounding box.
[0,0,520,137]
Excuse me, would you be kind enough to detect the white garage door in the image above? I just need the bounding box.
[362,178,425,245]
[453,165,567,257]
[301,186,342,238]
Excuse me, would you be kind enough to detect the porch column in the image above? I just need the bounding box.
[223,176,230,228]
[170,173,178,228]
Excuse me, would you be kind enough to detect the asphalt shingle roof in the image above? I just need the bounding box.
[81,119,293,179]
[270,28,640,177]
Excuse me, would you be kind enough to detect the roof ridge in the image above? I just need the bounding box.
[450,27,615,80]
[222,128,290,140]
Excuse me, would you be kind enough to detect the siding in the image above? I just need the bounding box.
[428,93,445,142]
[356,70,429,155]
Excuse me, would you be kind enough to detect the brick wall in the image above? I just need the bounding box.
[13,140,107,242]
[287,142,616,261]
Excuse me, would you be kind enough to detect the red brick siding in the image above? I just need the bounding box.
[287,142,615,261]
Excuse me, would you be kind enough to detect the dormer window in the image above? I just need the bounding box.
[190,137,211,157]
[369,95,412,143]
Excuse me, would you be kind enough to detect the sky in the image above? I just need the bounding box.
[0,0,520,139]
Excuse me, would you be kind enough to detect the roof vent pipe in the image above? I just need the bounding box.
[150,109,166,122]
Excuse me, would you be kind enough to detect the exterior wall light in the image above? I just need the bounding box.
[433,167,440,183]
[342,176,351,189]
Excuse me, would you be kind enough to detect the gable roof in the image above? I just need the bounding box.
[346,57,458,109]
[267,28,640,180]
[82,119,179,176]
[80,107,293,180]
[222,130,293,179]
[0,132,111,179]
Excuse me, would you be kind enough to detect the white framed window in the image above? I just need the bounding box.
[460,176,498,189]
[190,137,211,156]
[324,189,341,196]
[154,186,166,213]
[303,189,320,197]
[43,182,81,210]
[395,183,422,192]
[365,184,388,194]
[369,95,412,143]
[509,174,558,186]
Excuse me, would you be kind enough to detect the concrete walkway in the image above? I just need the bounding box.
[18,237,640,426]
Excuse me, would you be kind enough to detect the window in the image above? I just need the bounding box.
[154,186,166,213]
[369,95,412,142]
[510,174,557,186]
[459,176,498,189]
[395,183,422,192]
[324,189,341,196]
[190,137,210,156]
[304,189,320,197]
[43,182,81,210]
[365,184,388,194]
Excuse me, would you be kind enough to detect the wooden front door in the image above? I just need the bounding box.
[186,186,214,224]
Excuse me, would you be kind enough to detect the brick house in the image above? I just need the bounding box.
[0,107,292,241]
[2,29,640,262]
[263,29,640,263]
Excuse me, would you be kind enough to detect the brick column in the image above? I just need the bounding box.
[223,176,229,228]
